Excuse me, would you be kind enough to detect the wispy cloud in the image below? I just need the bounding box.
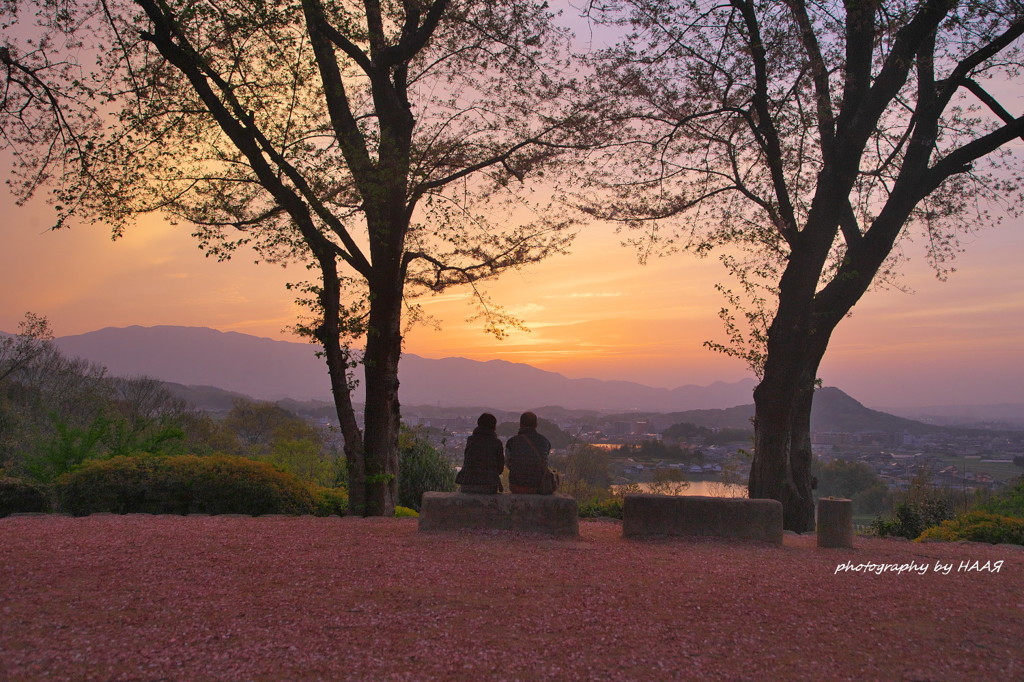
[546,292,624,299]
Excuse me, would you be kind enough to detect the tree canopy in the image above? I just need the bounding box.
[586,0,1024,530]
[2,0,593,514]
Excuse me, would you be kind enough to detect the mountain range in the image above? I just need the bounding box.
[54,325,758,412]
[43,325,1024,427]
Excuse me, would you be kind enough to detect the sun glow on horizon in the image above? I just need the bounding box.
[2,185,1023,405]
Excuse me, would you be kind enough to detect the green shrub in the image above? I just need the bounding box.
[394,506,419,518]
[54,454,316,516]
[577,496,624,519]
[973,476,1024,519]
[312,485,349,516]
[917,511,1024,545]
[871,497,954,540]
[398,428,455,511]
[0,477,51,516]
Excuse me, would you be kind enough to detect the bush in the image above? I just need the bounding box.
[398,428,455,511]
[311,486,349,516]
[974,476,1024,519]
[917,511,1024,545]
[54,454,317,516]
[871,497,954,540]
[577,496,624,519]
[394,506,419,518]
[0,477,51,516]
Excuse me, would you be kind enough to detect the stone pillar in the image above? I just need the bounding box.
[817,497,853,548]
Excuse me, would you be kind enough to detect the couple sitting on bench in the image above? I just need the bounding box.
[456,411,559,495]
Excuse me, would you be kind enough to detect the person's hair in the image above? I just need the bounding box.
[477,413,497,430]
[519,411,538,428]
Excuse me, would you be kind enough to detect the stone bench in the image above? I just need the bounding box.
[622,494,783,545]
[419,492,579,536]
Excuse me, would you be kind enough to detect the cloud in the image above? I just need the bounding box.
[547,292,624,299]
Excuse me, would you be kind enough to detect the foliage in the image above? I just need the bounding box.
[1,315,194,480]
[871,498,955,541]
[398,428,456,512]
[22,414,185,484]
[0,313,53,383]
[311,486,349,517]
[54,454,317,516]
[584,0,1024,532]
[550,445,611,502]
[662,423,752,447]
[706,450,752,498]
[973,476,1024,519]
[612,440,702,464]
[647,468,690,496]
[3,0,587,516]
[261,437,343,489]
[224,399,322,454]
[917,511,1024,545]
[0,476,51,516]
[394,506,420,519]
[813,459,892,516]
[577,496,624,520]
[850,484,893,518]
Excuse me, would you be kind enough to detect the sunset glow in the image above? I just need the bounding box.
[2,182,1021,408]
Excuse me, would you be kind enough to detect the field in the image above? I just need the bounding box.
[2,514,1022,680]
[934,455,1022,486]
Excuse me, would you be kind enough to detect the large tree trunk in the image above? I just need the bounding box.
[751,365,819,533]
[360,220,407,512]
[748,235,835,533]
[314,253,366,515]
[360,274,404,517]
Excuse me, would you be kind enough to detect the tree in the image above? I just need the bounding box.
[223,398,320,453]
[4,0,590,515]
[0,319,191,479]
[550,443,611,501]
[587,1,1024,530]
[813,458,891,515]
[0,313,53,384]
[397,426,455,510]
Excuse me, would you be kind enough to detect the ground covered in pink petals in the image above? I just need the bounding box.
[2,514,1022,680]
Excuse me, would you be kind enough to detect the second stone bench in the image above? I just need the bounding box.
[622,494,784,545]
[419,491,579,536]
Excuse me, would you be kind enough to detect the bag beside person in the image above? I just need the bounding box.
[540,468,559,495]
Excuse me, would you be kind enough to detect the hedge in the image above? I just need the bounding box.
[54,454,317,516]
[0,477,51,516]
[917,511,1024,545]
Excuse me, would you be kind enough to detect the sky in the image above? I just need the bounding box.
[1,5,1022,410]
[2,180,1022,409]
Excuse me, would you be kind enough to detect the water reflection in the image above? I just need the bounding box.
[612,480,748,497]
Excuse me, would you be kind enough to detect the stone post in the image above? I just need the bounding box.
[817,497,853,548]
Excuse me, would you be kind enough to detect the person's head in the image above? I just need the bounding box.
[477,413,497,430]
[519,411,538,429]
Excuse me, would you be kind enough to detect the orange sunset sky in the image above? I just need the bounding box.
[2,179,1022,409]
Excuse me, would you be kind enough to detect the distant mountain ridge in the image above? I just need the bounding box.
[635,387,943,434]
[53,325,758,411]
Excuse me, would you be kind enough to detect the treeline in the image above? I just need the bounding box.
[662,422,752,446]
[612,440,704,464]
[0,316,453,515]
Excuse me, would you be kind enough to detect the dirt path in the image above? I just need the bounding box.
[2,515,1021,680]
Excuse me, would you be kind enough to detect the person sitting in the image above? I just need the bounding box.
[505,411,555,494]
[455,413,505,494]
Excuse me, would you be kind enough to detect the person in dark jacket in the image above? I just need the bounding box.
[456,413,505,494]
[505,411,553,494]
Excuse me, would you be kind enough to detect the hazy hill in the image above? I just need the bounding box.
[809,387,939,434]
[53,325,757,411]
[637,387,944,435]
